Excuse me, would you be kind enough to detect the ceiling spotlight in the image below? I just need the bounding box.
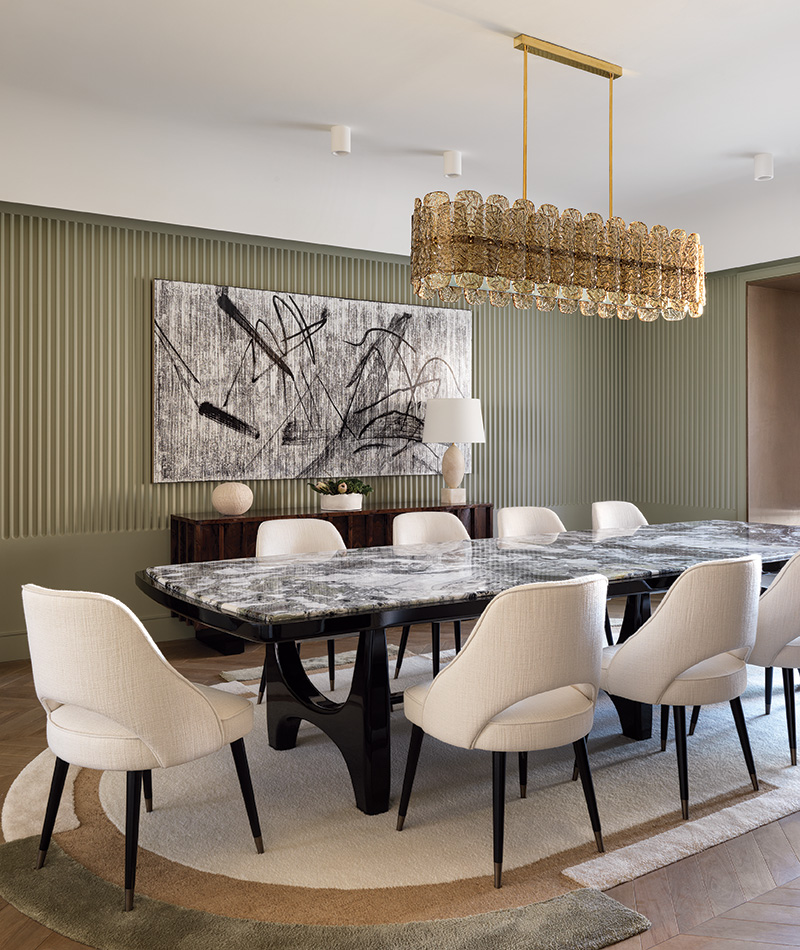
[754,152,773,181]
[331,125,351,156]
[443,150,462,178]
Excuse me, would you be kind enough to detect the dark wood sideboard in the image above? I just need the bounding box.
[170,503,494,653]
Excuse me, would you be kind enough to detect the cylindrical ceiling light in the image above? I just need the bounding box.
[443,150,462,178]
[331,125,351,156]
[754,152,774,181]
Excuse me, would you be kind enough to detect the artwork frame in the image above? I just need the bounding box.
[152,280,472,483]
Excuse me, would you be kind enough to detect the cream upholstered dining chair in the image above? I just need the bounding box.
[591,501,648,531]
[21,585,264,912]
[592,501,649,646]
[255,518,346,699]
[497,506,566,537]
[392,511,471,678]
[600,555,761,820]
[688,550,800,765]
[396,574,608,888]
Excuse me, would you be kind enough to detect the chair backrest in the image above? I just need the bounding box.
[418,575,608,748]
[749,550,800,668]
[393,511,470,545]
[592,501,648,531]
[602,555,761,704]
[256,518,346,556]
[21,585,230,768]
[497,506,566,538]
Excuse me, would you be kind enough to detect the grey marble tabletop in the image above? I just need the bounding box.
[143,520,800,628]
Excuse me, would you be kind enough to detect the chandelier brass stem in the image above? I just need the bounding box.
[410,34,705,321]
[609,72,613,219]
[523,48,528,201]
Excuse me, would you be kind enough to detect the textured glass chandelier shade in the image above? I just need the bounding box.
[411,190,706,320]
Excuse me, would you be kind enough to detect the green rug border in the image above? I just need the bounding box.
[0,836,650,950]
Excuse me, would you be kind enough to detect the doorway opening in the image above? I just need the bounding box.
[747,274,800,524]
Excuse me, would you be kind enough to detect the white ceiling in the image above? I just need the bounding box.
[1,0,799,271]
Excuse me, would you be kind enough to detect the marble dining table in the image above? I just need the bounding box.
[136,519,800,814]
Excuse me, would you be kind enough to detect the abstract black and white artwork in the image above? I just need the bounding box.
[152,280,472,483]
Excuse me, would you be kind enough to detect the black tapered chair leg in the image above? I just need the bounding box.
[573,737,604,852]
[257,649,268,705]
[431,622,441,677]
[394,625,411,679]
[673,706,689,819]
[230,738,264,853]
[766,666,774,715]
[142,769,153,813]
[604,610,614,646]
[493,751,506,888]
[327,639,336,692]
[783,668,797,766]
[36,756,69,869]
[518,751,528,799]
[660,704,669,751]
[124,770,143,911]
[397,724,425,830]
[571,756,579,781]
[688,705,701,736]
[730,696,759,791]
[454,620,462,653]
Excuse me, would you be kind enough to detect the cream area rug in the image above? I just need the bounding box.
[3,655,799,924]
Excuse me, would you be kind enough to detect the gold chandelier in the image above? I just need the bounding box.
[410,36,705,321]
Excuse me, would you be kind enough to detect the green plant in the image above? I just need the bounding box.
[308,478,374,496]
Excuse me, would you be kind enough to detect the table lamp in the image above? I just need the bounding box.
[422,398,485,504]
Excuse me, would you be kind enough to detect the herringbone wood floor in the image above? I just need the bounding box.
[1,621,800,949]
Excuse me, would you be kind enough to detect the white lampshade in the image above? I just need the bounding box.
[422,398,485,444]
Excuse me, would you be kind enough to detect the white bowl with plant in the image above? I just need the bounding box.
[309,478,373,511]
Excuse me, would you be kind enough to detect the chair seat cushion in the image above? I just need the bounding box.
[773,637,800,669]
[601,645,746,706]
[47,684,253,772]
[48,705,162,771]
[659,654,747,706]
[404,682,594,752]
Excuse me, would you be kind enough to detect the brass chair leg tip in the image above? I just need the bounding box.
[144,798,153,813]
[791,751,797,767]
[256,692,264,705]
[681,799,689,820]
[519,785,527,799]
[396,815,405,831]
[750,773,760,791]
[124,889,134,912]
[660,741,667,752]
[494,863,502,888]
[254,835,264,854]
[765,705,771,715]
[594,831,605,853]
[36,850,46,870]
[329,679,335,692]
[393,670,400,680]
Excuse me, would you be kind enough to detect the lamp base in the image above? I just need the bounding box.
[441,487,466,505]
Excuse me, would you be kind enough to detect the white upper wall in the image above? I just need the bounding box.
[2,0,799,271]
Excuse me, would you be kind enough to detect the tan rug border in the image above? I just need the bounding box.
[53,767,770,925]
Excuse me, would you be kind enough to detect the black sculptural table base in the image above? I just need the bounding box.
[606,590,654,740]
[265,630,392,815]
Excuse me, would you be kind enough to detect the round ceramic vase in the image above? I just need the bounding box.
[211,482,254,516]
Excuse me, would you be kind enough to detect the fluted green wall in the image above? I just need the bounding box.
[2,199,799,658]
